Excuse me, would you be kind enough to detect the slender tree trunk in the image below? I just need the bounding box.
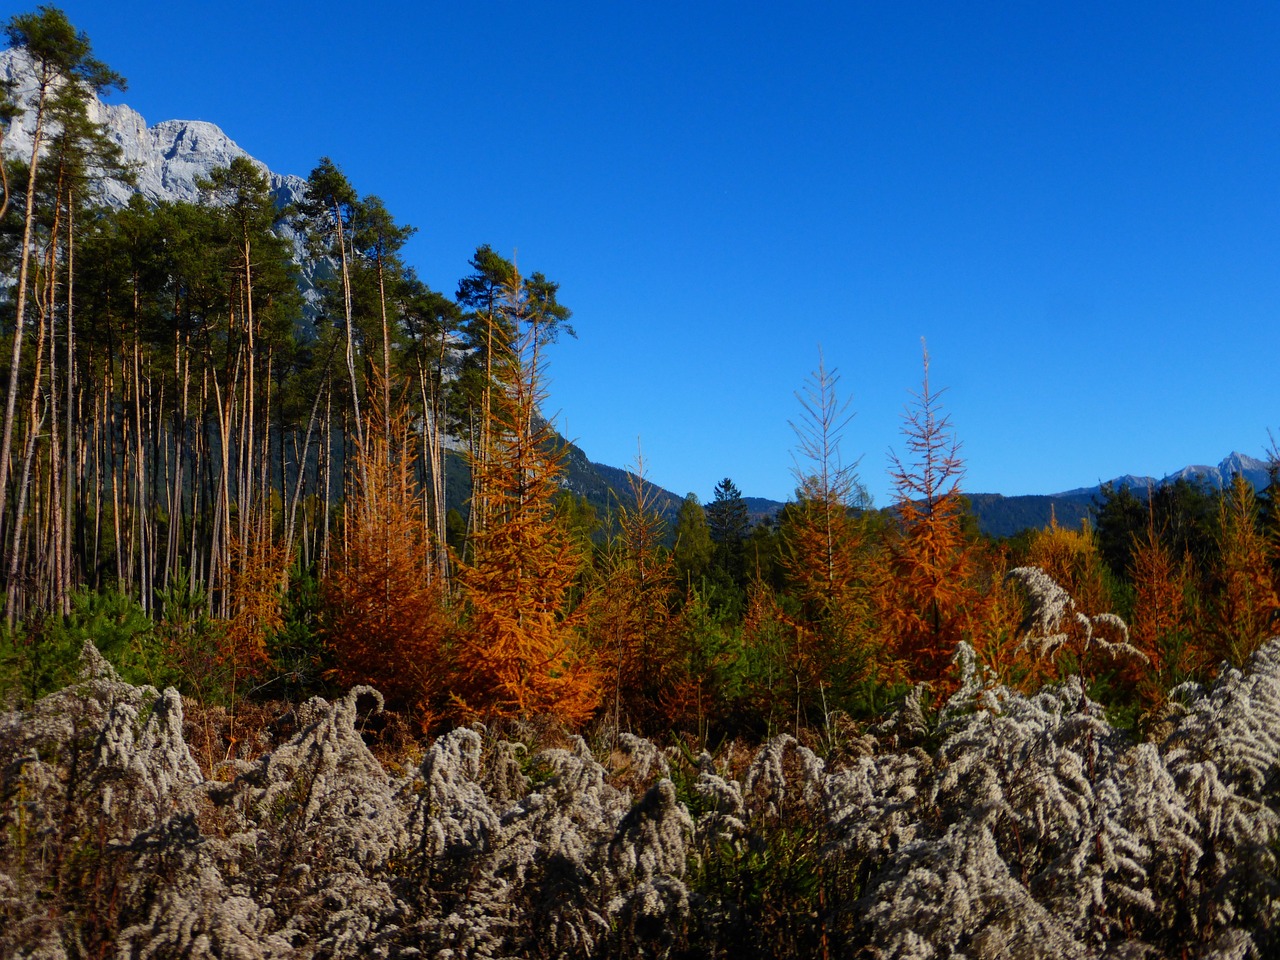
[5,280,50,625]
[0,80,50,541]
[61,195,76,612]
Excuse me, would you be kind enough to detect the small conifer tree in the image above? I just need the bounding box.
[324,369,448,723]
[1208,472,1280,667]
[452,270,600,725]
[879,344,992,682]
[590,451,682,735]
[780,353,877,710]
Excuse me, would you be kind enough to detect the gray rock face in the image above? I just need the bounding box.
[0,46,306,211]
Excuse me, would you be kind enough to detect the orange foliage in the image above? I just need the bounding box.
[1128,509,1193,685]
[879,344,992,683]
[1207,473,1280,667]
[591,454,683,733]
[780,354,879,695]
[324,382,449,724]
[452,274,600,726]
[1023,513,1111,615]
[220,523,290,685]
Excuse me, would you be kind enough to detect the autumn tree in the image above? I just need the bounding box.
[1207,472,1280,667]
[1128,504,1196,696]
[589,451,682,735]
[1022,513,1111,616]
[880,343,992,682]
[778,353,877,713]
[323,369,448,723]
[452,269,599,725]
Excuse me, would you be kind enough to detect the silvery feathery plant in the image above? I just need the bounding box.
[118,684,409,958]
[0,643,204,957]
[5,590,1280,959]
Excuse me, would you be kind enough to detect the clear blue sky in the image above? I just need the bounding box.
[37,1,1280,506]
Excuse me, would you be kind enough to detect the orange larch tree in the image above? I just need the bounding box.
[1207,472,1280,668]
[452,271,600,726]
[1127,505,1196,700]
[589,451,683,735]
[324,370,449,725]
[879,344,992,683]
[219,518,291,687]
[779,353,878,708]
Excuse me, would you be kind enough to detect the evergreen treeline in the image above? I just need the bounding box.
[2,8,1280,746]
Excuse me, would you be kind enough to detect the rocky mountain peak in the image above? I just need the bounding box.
[0,46,305,211]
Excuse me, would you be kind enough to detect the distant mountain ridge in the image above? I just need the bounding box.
[1053,451,1271,498]
[968,451,1273,538]
[699,452,1274,541]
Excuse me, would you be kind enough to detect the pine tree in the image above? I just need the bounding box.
[706,477,750,590]
[1,8,123,623]
[296,157,365,451]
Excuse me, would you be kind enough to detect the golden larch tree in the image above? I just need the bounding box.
[780,353,879,704]
[879,344,992,683]
[589,451,683,735]
[1023,512,1111,616]
[1207,472,1280,667]
[324,370,449,724]
[452,271,600,726]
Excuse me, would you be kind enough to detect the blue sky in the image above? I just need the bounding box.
[35,1,1280,506]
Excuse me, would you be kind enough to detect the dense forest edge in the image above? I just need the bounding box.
[3,8,1280,956]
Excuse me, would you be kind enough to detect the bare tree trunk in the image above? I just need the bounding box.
[0,81,50,541]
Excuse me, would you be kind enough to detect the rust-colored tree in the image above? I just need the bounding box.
[219,519,291,687]
[324,373,449,724]
[589,450,683,736]
[879,344,992,683]
[452,272,600,726]
[779,353,879,711]
[1206,472,1280,668]
[1023,512,1112,616]
[1127,505,1196,703]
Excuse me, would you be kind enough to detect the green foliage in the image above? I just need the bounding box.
[707,477,751,590]
[672,493,713,587]
[675,582,744,737]
[265,560,330,701]
[0,587,159,702]
[1095,479,1219,585]
[153,569,232,707]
